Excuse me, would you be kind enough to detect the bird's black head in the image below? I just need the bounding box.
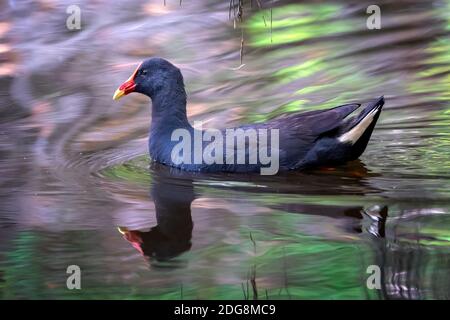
[113,57,184,100]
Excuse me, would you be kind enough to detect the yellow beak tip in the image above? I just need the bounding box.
[117,227,128,234]
[113,89,125,101]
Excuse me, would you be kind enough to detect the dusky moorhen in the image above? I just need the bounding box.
[113,58,384,174]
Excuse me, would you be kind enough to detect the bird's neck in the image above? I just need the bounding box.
[150,86,192,135]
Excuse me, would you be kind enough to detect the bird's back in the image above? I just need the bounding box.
[150,98,384,173]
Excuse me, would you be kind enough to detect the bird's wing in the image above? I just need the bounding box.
[246,103,360,168]
[269,103,361,137]
[222,103,361,169]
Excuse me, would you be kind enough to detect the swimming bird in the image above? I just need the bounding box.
[113,58,384,174]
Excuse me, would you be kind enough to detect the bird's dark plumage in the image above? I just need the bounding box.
[113,58,385,174]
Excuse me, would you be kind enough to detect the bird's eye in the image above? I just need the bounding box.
[141,69,148,76]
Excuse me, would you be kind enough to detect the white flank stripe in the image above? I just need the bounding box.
[338,108,378,144]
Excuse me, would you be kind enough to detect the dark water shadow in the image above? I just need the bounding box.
[114,161,448,299]
[119,161,388,266]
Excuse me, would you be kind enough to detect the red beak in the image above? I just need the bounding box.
[119,228,144,255]
[113,62,142,100]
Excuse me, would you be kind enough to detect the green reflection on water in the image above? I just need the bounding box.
[102,156,152,185]
[247,4,355,47]
[245,3,389,123]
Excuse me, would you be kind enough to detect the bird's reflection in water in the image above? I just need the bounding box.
[272,203,388,237]
[119,167,195,263]
[118,161,388,266]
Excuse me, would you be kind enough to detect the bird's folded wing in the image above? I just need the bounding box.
[269,103,361,137]
[306,103,361,136]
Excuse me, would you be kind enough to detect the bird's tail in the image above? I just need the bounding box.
[338,96,384,158]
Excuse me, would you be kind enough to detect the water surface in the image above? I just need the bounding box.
[0,0,449,299]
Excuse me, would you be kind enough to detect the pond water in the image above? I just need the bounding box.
[0,0,449,299]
